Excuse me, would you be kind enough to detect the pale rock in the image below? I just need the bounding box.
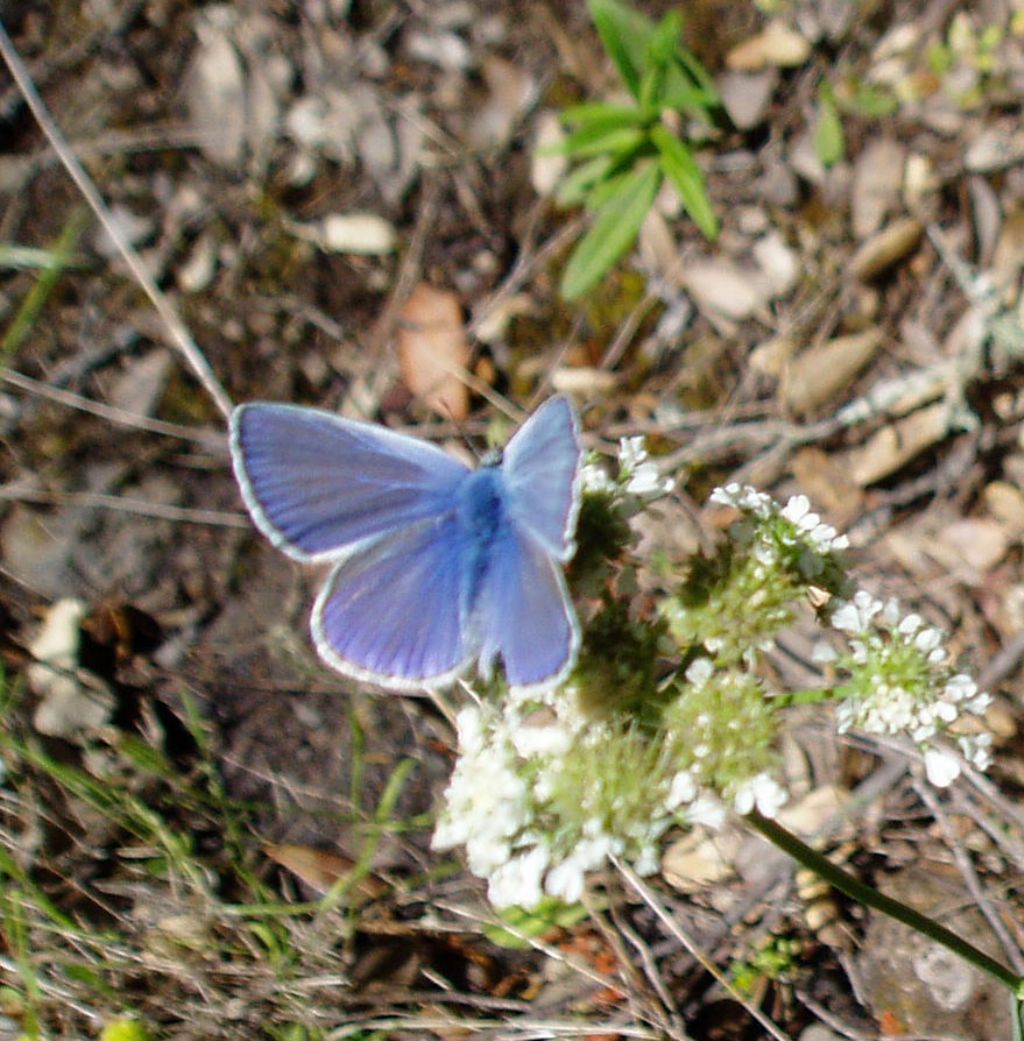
[109,349,173,416]
[683,258,773,321]
[291,213,398,255]
[903,153,939,209]
[29,599,115,741]
[851,138,905,239]
[718,68,778,130]
[965,125,1024,173]
[186,14,246,167]
[752,230,798,297]
[404,27,473,70]
[177,232,219,293]
[530,111,567,196]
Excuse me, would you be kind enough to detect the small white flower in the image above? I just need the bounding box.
[488,845,549,908]
[924,748,962,787]
[666,769,697,810]
[633,845,660,876]
[958,733,993,771]
[812,641,838,663]
[781,495,811,523]
[687,794,727,829]
[943,674,976,701]
[618,436,649,471]
[545,835,617,903]
[512,717,573,758]
[831,602,864,634]
[897,614,923,635]
[581,461,616,494]
[914,628,943,654]
[733,773,788,817]
[625,462,672,498]
[685,657,714,688]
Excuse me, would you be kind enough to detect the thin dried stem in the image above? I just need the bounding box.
[2,368,224,449]
[613,857,795,1041]
[0,486,248,527]
[0,19,234,421]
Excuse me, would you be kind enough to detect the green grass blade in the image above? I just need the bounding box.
[561,160,660,300]
[651,124,718,240]
[1,207,91,367]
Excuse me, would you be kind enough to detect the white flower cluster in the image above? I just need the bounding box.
[711,484,850,556]
[830,590,993,787]
[581,437,673,499]
[432,692,723,908]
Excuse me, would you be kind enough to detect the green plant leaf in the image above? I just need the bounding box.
[587,0,656,101]
[484,897,590,949]
[560,103,642,128]
[844,81,898,119]
[638,10,681,111]
[814,83,844,167]
[561,161,660,300]
[647,10,682,68]
[661,49,720,114]
[560,122,646,160]
[555,154,617,208]
[650,124,718,240]
[583,154,648,210]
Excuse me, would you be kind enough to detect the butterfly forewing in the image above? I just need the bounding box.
[312,516,474,688]
[501,397,582,561]
[231,403,470,562]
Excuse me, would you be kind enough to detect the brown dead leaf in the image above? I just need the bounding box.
[468,55,536,150]
[782,327,884,415]
[397,283,470,420]
[846,402,949,486]
[790,447,865,527]
[265,843,389,903]
[983,481,1024,539]
[848,217,923,282]
[726,21,811,71]
[661,828,741,894]
[933,518,1008,573]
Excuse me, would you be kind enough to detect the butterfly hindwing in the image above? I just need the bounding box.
[476,517,580,691]
[501,396,582,561]
[230,403,470,563]
[311,516,475,689]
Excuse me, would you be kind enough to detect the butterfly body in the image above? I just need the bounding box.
[230,396,582,692]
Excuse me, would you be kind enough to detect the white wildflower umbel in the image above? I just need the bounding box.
[830,590,993,786]
[434,481,996,911]
[432,687,729,908]
[664,484,852,667]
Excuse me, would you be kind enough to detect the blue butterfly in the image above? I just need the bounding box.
[229,396,583,692]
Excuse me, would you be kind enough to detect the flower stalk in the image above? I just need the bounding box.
[744,808,1022,995]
